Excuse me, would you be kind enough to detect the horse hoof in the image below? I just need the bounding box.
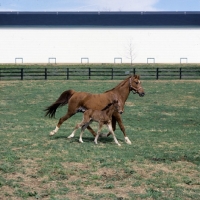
[49,131,54,136]
[94,141,98,145]
[118,143,121,146]
[125,137,132,145]
[79,139,84,143]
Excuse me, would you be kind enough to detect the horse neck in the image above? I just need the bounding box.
[112,78,130,103]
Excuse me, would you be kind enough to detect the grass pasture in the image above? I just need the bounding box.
[0,79,200,200]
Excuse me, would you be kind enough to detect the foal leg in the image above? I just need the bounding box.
[96,120,115,138]
[78,117,92,143]
[79,129,84,143]
[94,123,103,145]
[68,122,82,139]
[107,122,121,146]
[79,123,89,143]
[106,116,117,137]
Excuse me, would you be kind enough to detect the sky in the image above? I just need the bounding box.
[0,0,200,12]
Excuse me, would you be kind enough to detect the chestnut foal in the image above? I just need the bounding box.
[67,100,122,146]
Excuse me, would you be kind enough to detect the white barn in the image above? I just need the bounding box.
[0,11,200,64]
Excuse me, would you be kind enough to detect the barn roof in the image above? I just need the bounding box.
[0,11,200,27]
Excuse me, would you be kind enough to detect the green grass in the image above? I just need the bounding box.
[0,79,200,199]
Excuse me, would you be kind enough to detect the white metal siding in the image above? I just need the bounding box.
[0,27,199,63]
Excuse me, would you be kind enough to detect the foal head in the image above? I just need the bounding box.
[102,99,123,114]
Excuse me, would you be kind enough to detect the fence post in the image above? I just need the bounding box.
[179,68,182,80]
[67,68,69,80]
[133,68,135,75]
[88,68,91,80]
[156,68,159,80]
[45,68,47,80]
[21,68,23,80]
[111,68,113,80]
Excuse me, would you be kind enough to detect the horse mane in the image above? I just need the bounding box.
[101,103,113,111]
[101,100,118,111]
[104,75,131,93]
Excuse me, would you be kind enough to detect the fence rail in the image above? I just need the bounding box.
[0,67,200,80]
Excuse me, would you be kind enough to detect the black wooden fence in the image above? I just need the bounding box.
[0,67,200,80]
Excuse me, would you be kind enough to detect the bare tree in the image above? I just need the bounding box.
[125,39,136,65]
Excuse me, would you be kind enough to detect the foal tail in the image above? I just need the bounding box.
[44,89,76,118]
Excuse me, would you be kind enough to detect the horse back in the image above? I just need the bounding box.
[67,91,119,114]
[81,92,115,110]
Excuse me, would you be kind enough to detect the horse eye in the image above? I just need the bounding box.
[136,80,141,84]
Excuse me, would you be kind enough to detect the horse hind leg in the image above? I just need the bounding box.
[50,112,74,136]
[50,126,59,136]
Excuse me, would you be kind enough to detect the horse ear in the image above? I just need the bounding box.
[134,74,140,79]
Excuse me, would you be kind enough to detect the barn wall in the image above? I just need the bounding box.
[0,27,199,64]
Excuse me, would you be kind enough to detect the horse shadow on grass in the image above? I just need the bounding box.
[51,134,124,144]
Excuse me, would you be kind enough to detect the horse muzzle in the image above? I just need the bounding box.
[139,92,145,97]
[118,110,124,114]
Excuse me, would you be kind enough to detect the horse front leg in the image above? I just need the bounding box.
[114,113,132,145]
[107,123,121,146]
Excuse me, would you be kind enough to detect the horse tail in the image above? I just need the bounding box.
[44,89,76,118]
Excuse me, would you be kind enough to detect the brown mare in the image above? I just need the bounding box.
[68,100,122,146]
[45,75,145,144]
